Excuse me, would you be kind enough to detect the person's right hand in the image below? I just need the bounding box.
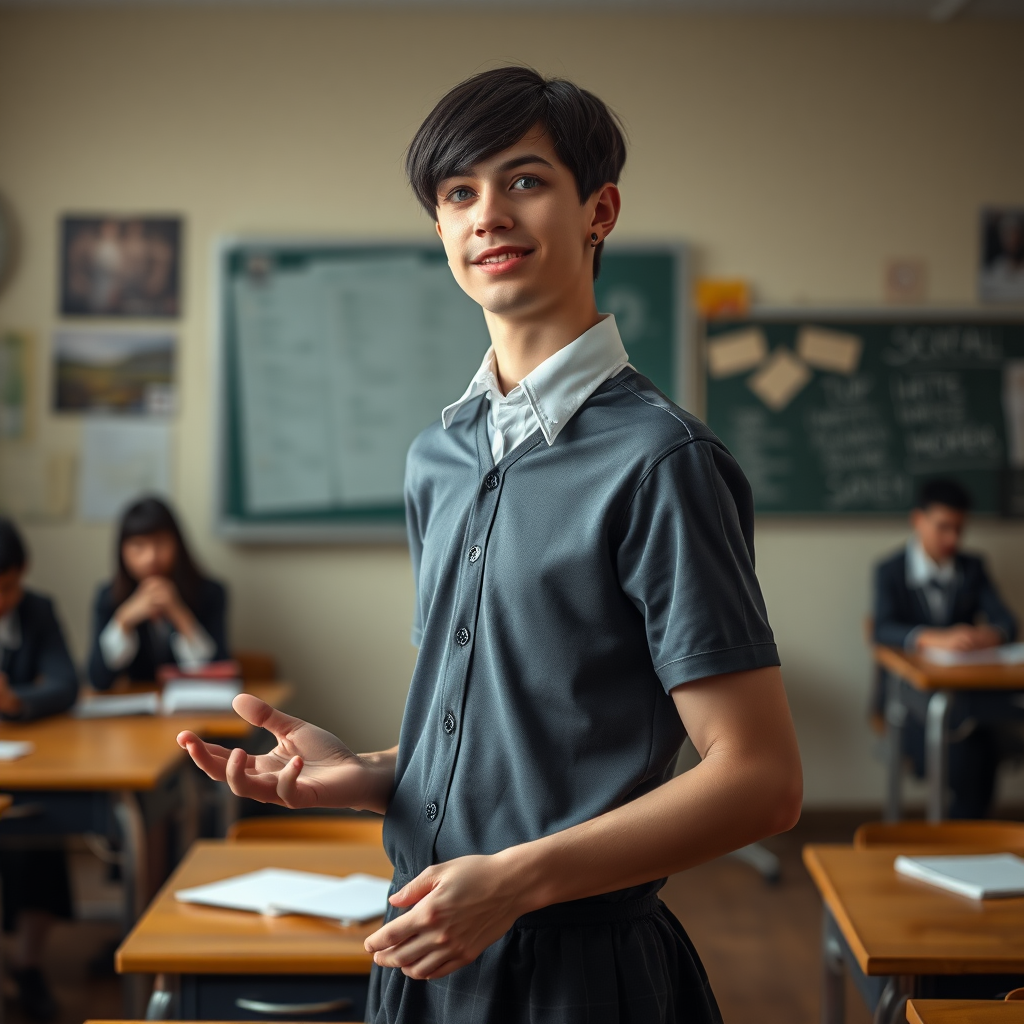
[177,694,387,812]
[114,576,167,631]
[916,625,992,652]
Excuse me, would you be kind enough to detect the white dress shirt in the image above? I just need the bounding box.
[442,315,630,463]
[99,615,216,672]
[905,537,957,625]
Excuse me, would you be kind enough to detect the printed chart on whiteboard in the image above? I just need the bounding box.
[704,317,1024,515]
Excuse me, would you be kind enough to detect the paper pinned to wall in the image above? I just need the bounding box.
[747,347,812,412]
[797,326,863,375]
[77,417,172,521]
[706,327,767,378]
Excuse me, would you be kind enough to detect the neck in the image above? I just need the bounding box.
[483,280,601,395]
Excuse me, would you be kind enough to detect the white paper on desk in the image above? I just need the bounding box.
[895,853,1024,899]
[268,873,392,925]
[77,417,172,522]
[0,740,34,760]
[175,868,391,922]
[161,680,241,714]
[73,692,160,718]
[921,642,1024,667]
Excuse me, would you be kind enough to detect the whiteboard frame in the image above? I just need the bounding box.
[211,236,692,544]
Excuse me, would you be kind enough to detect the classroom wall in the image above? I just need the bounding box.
[1,7,1022,807]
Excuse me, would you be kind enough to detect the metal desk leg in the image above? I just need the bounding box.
[822,912,845,1024]
[145,973,178,1020]
[925,690,953,823]
[873,975,915,1024]
[884,675,907,822]
[115,791,149,1018]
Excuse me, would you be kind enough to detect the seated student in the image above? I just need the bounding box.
[87,496,228,689]
[0,516,78,1023]
[874,477,1019,818]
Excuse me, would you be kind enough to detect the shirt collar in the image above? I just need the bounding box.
[906,538,956,589]
[0,608,20,651]
[441,315,629,446]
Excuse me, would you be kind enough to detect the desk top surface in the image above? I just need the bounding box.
[0,682,293,791]
[116,839,394,975]
[908,1001,1024,1024]
[875,646,1024,691]
[0,793,12,816]
[803,844,1024,976]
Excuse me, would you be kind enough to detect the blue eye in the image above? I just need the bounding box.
[513,176,540,190]
[447,187,474,203]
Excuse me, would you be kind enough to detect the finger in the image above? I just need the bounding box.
[275,756,307,808]
[224,746,282,803]
[372,930,442,969]
[389,869,437,908]
[402,952,463,981]
[365,903,431,953]
[232,694,306,737]
[177,732,235,759]
[178,734,233,782]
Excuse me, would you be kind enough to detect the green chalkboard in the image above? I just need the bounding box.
[215,240,688,541]
[704,315,1024,515]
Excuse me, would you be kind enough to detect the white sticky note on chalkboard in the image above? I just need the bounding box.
[748,348,812,412]
[707,328,768,378]
[797,326,863,375]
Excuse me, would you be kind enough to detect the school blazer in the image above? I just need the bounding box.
[86,578,230,690]
[872,549,1018,650]
[0,590,79,721]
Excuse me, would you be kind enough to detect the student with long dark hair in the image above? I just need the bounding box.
[0,517,78,1022]
[88,496,228,689]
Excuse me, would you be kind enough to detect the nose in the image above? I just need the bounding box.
[473,185,514,237]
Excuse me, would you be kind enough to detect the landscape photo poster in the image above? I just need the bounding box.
[979,207,1024,303]
[60,215,182,317]
[53,328,176,415]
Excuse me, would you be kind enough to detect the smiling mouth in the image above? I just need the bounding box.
[472,247,535,270]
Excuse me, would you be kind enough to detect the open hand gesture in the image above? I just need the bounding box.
[177,694,389,812]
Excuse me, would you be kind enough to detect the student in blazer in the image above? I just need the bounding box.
[0,517,78,1023]
[87,496,229,689]
[874,478,1020,818]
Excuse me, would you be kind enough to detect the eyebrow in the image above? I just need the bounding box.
[440,153,555,186]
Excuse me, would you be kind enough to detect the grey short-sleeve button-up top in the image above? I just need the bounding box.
[385,368,779,882]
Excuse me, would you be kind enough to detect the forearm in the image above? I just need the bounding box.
[353,745,400,815]
[501,739,801,914]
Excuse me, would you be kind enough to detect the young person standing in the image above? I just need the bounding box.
[179,67,802,1023]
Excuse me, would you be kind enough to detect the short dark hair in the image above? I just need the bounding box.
[0,517,27,576]
[406,66,627,280]
[915,478,972,512]
[112,496,204,609]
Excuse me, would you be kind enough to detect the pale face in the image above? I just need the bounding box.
[433,127,619,321]
[911,504,966,565]
[122,531,177,582]
[0,567,24,619]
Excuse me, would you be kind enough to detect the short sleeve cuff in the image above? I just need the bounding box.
[656,641,781,692]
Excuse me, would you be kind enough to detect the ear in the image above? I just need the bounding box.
[435,220,444,241]
[588,183,621,246]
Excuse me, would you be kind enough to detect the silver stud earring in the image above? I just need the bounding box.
[590,233,599,247]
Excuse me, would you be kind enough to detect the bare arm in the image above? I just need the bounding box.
[366,666,802,979]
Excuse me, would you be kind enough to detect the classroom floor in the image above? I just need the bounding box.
[3,808,1000,1024]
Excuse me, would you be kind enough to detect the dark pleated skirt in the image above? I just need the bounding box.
[366,884,722,1024]
[0,846,73,932]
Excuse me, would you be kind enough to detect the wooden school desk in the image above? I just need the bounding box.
[874,646,1024,822]
[804,843,1024,1024]
[908,1001,1024,1024]
[117,839,393,1022]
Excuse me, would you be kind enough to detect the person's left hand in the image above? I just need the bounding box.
[364,853,526,980]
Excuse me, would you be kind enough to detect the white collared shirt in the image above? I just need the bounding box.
[906,538,957,624]
[442,315,630,464]
[98,616,216,672]
[0,609,20,653]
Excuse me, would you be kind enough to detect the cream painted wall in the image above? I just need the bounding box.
[1,8,1023,806]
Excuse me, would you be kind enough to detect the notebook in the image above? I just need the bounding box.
[922,642,1024,667]
[72,681,241,718]
[0,739,34,761]
[894,853,1024,899]
[175,867,392,924]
